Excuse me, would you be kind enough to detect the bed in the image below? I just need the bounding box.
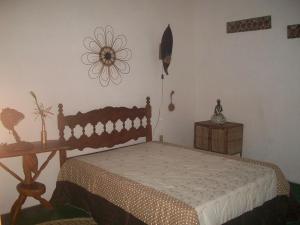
[51,97,289,225]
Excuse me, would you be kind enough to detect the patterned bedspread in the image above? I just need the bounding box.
[57,142,289,225]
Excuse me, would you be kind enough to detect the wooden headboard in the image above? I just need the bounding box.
[57,97,152,166]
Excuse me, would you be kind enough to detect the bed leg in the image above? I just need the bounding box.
[124,212,130,225]
[59,150,66,167]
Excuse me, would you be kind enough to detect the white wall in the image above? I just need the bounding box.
[0,0,196,213]
[1,0,299,215]
[194,0,300,183]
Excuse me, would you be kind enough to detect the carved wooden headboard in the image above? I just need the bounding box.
[57,97,152,166]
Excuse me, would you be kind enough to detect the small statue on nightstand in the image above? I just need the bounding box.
[211,99,226,124]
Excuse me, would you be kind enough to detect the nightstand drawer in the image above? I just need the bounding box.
[195,126,209,150]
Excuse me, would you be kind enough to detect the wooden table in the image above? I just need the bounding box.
[0,140,69,225]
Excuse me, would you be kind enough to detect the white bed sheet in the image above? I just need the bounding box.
[76,142,277,225]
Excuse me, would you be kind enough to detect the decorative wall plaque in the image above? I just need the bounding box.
[287,24,300,39]
[227,16,271,33]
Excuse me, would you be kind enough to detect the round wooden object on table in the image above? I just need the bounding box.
[17,182,46,197]
[17,182,52,209]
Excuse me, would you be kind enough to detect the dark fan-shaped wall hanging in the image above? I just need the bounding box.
[81,26,132,87]
[159,25,173,77]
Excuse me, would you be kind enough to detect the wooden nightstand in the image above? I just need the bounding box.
[194,120,243,156]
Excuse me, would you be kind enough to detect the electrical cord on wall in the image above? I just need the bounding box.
[153,71,165,136]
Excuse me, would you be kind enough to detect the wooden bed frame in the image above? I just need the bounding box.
[53,96,289,225]
[57,97,152,166]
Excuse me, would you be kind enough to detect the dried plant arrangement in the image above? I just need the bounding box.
[30,91,53,148]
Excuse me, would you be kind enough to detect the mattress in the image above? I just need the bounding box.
[57,142,288,225]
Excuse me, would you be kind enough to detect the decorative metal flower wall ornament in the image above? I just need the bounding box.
[81,26,132,87]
